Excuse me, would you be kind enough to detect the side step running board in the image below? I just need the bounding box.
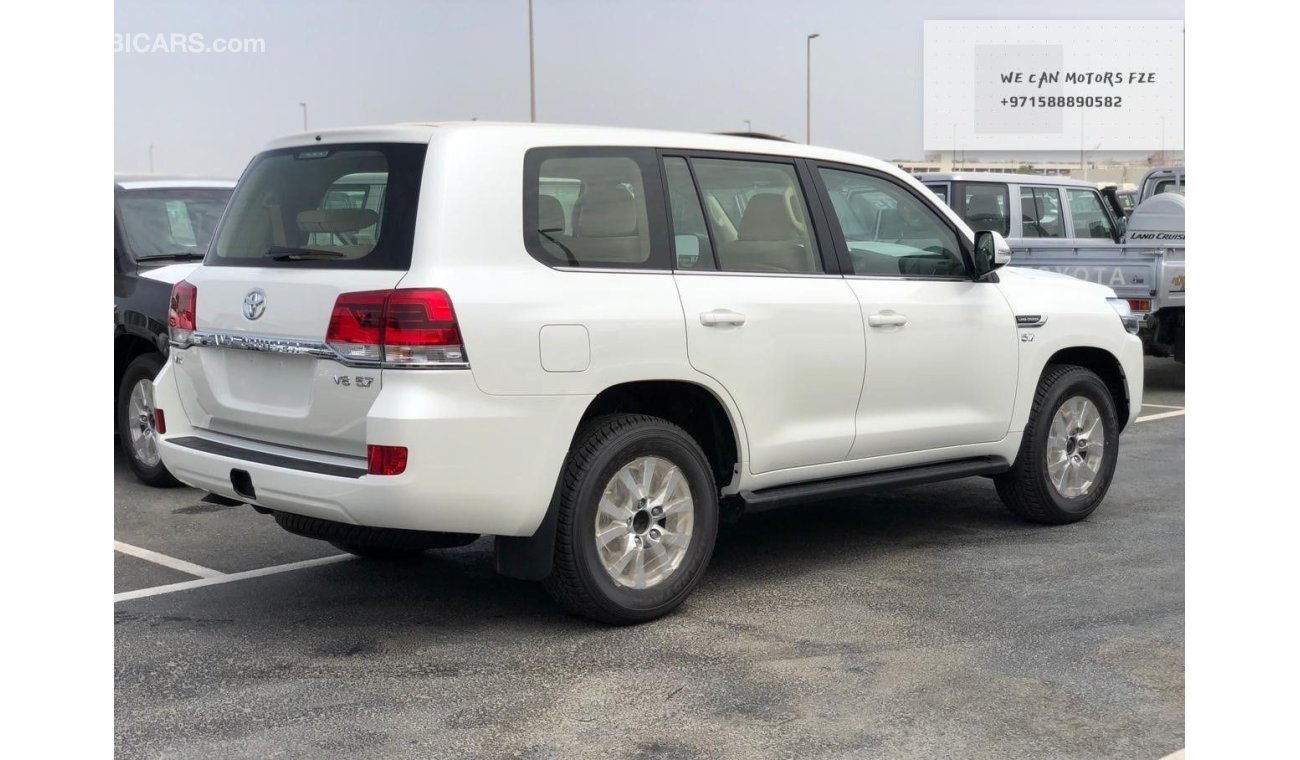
[739,456,1010,512]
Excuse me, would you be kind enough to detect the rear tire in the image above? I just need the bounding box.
[543,414,719,625]
[995,365,1120,524]
[117,353,181,488]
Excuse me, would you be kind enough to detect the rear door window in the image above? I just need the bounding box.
[1066,189,1117,239]
[1020,186,1065,238]
[689,158,822,274]
[210,143,426,269]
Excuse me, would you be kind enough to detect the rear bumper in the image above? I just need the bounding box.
[153,360,593,537]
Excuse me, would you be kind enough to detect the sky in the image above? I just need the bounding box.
[114,0,1184,177]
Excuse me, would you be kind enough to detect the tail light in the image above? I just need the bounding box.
[326,289,467,367]
[168,280,198,345]
[1126,299,1152,313]
[367,445,408,476]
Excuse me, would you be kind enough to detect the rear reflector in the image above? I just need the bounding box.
[367,445,408,476]
[154,409,167,435]
[168,280,198,345]
[327,288,467,367]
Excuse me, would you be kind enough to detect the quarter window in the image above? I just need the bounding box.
[689,158,822,274]
[818,168,964,277]
[1020,186,1065,238]
[1066,189,1117,239]
[524,148,664,269]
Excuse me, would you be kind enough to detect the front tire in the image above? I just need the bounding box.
[117,353,181,488]
[543,414,719,625]
[995,365,1120,524]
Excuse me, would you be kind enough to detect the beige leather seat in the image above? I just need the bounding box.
[718,193,818,273]
[567,186,648,264]
[538,194,567,233]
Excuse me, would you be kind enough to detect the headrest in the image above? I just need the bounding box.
[738,193,798,241]
[296,208,379,233]
[539,194,566,232]
[574,186,638,237]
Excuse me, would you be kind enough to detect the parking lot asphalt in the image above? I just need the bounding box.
[115,357,1184,760]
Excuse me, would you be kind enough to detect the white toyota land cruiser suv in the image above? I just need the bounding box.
[154,123,1143,623]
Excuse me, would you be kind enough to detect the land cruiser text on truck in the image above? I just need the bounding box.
[154,124,1144,623]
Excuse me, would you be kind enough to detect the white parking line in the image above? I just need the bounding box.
[1135,409,1186,423]
[114,540,225,579]
[114,554,354,603]
[1142,403,1185,409]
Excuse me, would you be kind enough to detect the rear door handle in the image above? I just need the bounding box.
[867,312,908,327]
[700,309,747,327]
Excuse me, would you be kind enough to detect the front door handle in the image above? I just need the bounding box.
[867,311,908,327]
[700,309,747,327]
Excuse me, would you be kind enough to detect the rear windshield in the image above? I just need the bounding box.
[209,142,426,269]
[117,187,232,260]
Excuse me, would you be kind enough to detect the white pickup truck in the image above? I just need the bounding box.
[920,173,1185,362]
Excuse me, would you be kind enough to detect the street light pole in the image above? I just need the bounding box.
[148,143,155,173]
[299,102,309,131]
[806,33,819,144]
[528,0,536,122]
[744,119,751,132]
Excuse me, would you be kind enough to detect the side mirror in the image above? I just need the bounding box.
[972,230,1011,278]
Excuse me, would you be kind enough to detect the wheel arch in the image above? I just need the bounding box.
[495,378,745,582]
[1044,345,1132,431]
[115,330,164,398]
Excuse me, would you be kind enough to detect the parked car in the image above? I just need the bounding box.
[152,123,1143,623]
[920,172,1185,362]
[114,175,234,485]
[1138,166,1185,202]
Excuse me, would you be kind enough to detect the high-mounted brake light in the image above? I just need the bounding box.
[326,288,467,367]
[168,280,198,345]
[367,445,408,476]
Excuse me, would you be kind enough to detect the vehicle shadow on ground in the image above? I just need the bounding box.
[1144,357,1184,392]
[120,479,1035,635]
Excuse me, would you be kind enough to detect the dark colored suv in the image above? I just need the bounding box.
[114,176,234,485]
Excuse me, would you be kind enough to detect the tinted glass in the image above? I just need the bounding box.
[1066,188,1116,239]
[819,168,964,277]
[1020,186,1065,238]
[960,183,1010,236]
[691,158,821,274]
[662,157,716,270]
[117,188,232,260]
[532,154,652,267]
[211,143,426,269]
[926,184,949,203]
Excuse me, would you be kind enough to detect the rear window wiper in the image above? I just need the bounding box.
[263,246,347,261]
[136,251,205,262]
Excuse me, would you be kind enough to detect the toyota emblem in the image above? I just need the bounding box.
[243,289,266,320]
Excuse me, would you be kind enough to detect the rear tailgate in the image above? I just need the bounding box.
[175,267,405,457]
[1009,244,1161,301]
[170,141,427,457]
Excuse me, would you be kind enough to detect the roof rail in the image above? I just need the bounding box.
[713,131,794,142]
